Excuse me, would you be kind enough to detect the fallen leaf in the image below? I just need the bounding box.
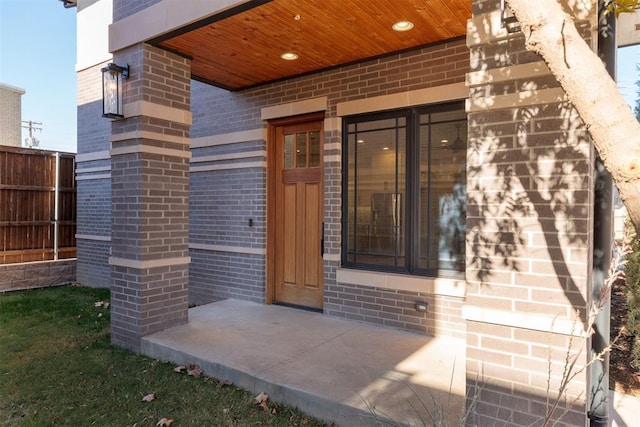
[219,379,232,387]
[142,393,155,402]
[97,313,103,318]
[254,392,268,404]
[259,400,269,412]
[187,365,203,378]
[156,418,173,426]
[173,365,186,373]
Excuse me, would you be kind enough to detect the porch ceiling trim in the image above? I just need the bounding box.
[108,0,262,53]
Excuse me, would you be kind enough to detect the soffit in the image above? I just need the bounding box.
[151,0,471,90]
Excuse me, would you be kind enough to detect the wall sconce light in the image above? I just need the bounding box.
[101,63,129,119]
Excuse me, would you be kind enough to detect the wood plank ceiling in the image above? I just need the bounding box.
[152,0,471,90]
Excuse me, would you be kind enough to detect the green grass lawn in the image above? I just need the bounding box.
[0,286,327,426]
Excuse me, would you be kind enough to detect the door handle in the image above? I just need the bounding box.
[321,221,325,257]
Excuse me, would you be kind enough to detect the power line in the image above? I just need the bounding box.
[21,120,43,148]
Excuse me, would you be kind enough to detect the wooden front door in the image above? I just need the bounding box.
[272,117,324,309]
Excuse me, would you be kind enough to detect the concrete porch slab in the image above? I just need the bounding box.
[141,299,466,426]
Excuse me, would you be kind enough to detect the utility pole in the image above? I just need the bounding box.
[21,120,42,148]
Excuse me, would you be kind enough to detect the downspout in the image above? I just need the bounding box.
[589,2,615,425]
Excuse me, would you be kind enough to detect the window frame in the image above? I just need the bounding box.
[341,100,466,278]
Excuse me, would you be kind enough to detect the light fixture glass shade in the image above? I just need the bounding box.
[101,63,128,119]
[392,21,414,32]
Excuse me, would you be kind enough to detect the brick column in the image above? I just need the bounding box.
[109,44,191,352]
[464,1,596,425]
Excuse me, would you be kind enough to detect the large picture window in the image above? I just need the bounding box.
[342,102,466,276]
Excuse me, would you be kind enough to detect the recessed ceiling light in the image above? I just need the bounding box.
[392,21,414,32]
[382,146,390,151]
[357,139,365,144]
[281,52,299,60]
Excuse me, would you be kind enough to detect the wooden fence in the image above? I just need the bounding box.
[0,146,76,264]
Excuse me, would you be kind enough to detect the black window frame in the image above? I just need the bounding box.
[341,100,466,278]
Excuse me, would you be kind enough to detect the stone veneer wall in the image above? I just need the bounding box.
[0,260,76,292]
[464,0,596,424]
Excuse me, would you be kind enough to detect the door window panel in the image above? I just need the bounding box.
[296,132,307,168]
[284,134,294,169]
[309,131,320,167]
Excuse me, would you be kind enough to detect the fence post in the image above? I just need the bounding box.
[54,152,60,261]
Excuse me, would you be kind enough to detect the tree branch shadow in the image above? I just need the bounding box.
[468,99,590,324]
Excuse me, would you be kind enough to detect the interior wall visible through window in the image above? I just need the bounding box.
[342,101,467,277]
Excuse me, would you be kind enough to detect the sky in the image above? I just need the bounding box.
[618,44,640,110]
[0,0,77,153]
[0,2,639,154]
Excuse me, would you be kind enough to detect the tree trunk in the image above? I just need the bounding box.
[506,0,640,235]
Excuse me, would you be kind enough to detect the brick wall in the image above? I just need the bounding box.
[325,282,465,337]
[113,0,162,21]
[189,162,266,305]
[76,62,112,288]
[189,40,469,328]
[76,178,111,237]
[76,239,110,287]
[191,39,468,137]
[0,84,24,147]
[77,63,112,154]
[190,250,265,304]
[109,44,191,352]
[190,155,266,247]
[465,0,595,424]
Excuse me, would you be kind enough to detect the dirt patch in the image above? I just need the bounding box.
[609,278,640,397]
